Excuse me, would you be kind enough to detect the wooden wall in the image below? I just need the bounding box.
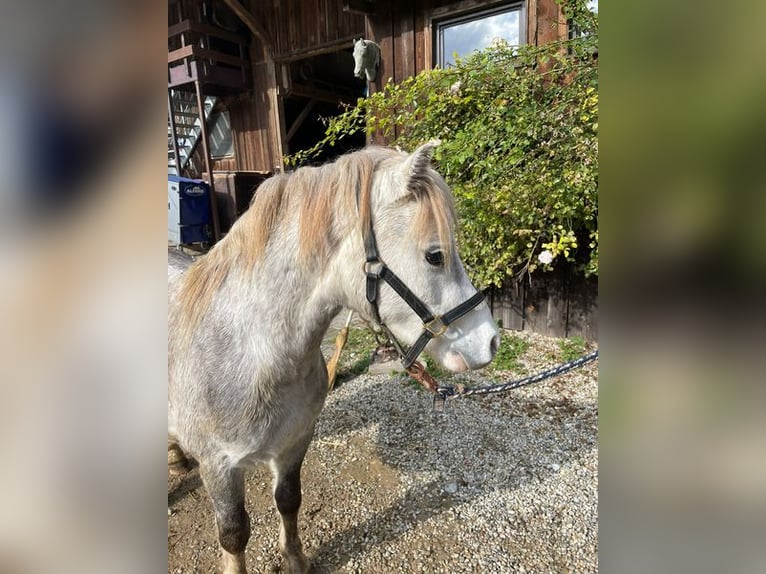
[211,75,284,174]
[204,88,281,173]
[212,0,365,173]
[526,0,568,46]
[488,268,598,340]
[212,0,565,172]
[247,0,365,60]
[201,0,575,184]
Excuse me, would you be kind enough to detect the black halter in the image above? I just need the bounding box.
[361,198,486,369]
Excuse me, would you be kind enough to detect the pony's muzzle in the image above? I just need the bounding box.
[446,326,501,372]
[443,351,469,372]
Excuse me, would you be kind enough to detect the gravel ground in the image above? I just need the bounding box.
[168,330,598,573]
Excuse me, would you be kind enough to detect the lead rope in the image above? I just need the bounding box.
[429,350,599,410]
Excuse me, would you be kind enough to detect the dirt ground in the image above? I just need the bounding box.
[168,327,598,573]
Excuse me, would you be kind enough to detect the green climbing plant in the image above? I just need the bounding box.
[286,0,598,289]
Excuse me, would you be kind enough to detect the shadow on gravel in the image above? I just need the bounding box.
[309,376,597,570]
[166,370,596,573]
[309,478,452,572]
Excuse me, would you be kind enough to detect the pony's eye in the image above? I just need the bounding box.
[425,250,444,267]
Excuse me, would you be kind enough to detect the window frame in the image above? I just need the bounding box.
[433,1,527,68]
[208,108,235,159]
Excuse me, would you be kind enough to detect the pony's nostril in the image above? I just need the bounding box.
[490,334,501,357]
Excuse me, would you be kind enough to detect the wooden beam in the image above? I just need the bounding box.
[192,48,248,68]
[169,44,248,68]
[221,0,271,52]
[168,45,194,63]
[174,110,198,120]
[274,35,362,63]
[194,81,221,242]
[343,0,376,15]
[168,19,193,38]
[286,99,317,143]
[289,83,355,104]
[168,19,246,44]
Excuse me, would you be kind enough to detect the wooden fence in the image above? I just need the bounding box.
[487,267,597,340]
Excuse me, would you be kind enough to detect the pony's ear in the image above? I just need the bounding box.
[402,140,441,188]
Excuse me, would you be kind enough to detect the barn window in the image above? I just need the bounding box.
[208,109,234,158]
[435,2,526,67]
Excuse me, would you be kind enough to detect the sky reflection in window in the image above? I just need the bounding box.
[440,9,520,66]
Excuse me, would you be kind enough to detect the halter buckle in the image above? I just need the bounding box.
[424,316,448,337]
[363,259,384,277]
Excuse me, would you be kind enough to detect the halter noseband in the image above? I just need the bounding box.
[361,192,485,369]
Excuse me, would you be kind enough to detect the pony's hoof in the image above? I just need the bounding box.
[222,551,247,574]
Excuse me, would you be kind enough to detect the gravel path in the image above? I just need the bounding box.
[168,331,598,573]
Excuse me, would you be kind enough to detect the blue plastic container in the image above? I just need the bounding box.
[168,175,211,245]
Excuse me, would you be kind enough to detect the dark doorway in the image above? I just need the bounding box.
[281,48,367,166]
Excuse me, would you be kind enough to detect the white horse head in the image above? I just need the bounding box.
[352,38,381,82]
[343,143,500,372]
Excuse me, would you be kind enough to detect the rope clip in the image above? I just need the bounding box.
[433,385,456,411]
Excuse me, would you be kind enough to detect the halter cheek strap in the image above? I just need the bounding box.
[362,212,485,369]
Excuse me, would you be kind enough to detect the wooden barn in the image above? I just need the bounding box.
[168,0,572,222]
[168,0,596,338]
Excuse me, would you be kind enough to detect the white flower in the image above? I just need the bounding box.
[538,250,554,265]
[449,81,462,95]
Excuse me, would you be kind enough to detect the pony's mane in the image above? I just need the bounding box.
[175,146,456,334]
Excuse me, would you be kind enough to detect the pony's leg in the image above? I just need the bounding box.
[199,463,250,574]
[271,448,311,574]
[167,439,191,475]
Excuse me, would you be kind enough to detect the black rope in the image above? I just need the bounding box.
[434,350,599,406]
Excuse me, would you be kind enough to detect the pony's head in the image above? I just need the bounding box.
[352,38,380,82]
[348,143,500,372]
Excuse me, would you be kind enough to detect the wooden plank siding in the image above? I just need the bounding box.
[245,0,364,60]
[210,0,365,173]
[180,0,566,173]
[522,266,570,338]
[488,269,598,341]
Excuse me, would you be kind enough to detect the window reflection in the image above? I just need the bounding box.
[437,5,523,67]
[209,110,233,158]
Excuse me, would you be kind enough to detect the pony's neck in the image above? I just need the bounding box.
[209,149,390,357]
[222,233,348,361]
